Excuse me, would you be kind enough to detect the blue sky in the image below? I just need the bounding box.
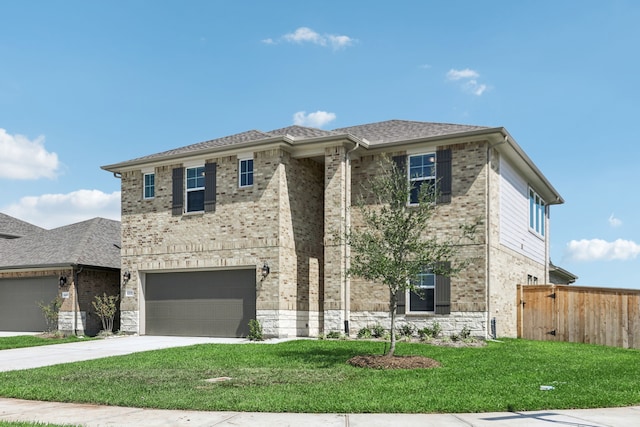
[1,1,639,289]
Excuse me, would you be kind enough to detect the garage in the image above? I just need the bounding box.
[145,269,256,337]
[0,276,59,332]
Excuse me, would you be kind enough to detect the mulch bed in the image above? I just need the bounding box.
[347,354,441,369]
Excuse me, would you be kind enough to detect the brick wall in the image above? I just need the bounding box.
[347,141,489,336]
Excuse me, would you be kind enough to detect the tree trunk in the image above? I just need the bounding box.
[387,290,398,356]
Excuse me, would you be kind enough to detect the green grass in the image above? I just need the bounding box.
[0,339,639,413]
[0,335,89,351]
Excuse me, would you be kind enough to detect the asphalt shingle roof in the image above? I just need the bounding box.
[333,120,489,145]
[0,217,120,270]
[103,120,491,170]
[0,213,44,239]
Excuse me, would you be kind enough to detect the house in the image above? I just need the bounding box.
[101,119,564,339]
[0,216,121,336]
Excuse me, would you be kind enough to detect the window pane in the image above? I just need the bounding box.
[529,190,535,229]
[409,154,435,179]
[187,189,204,212]
[409,289,435,312]
[144,174,155,198]
[187,167,205,189]
[240,159,253,187]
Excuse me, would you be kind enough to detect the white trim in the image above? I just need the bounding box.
[237,152,254,160]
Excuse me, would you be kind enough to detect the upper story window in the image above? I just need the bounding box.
[186,166,205,212]
[407,269,436,313]
[529,188,545,237]
[239,157,254,187]
[143,172,155,199]
[408,153,436,204]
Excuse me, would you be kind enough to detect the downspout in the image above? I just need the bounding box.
[344,141,360,335]
[73,265,84,336]
[486,135,507,338]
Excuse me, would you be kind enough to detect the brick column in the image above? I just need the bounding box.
[324,146,348,333]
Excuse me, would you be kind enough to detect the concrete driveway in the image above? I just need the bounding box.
[0,334,275,372]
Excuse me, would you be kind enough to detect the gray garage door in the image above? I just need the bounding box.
[145,269,256,337]
[0,276,59,332]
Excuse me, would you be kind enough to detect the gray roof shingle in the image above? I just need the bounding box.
[0,217,120,270]
[103,119,491,170]
[0,213,45,239]
[333,120,489,145]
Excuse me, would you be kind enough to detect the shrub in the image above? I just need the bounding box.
[248,319,264,341]
[371,324,385,338]
[397,323,415,338]
[38,297,62,333]
[357,327,372,339]
[418,321,442,340]
[92,293,119,335]
[326,331,341,339]
[460,325,471,340]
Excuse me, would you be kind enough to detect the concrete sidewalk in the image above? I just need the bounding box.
[0,335,639,426]
[0,335,284,372]
[0,398,639,426]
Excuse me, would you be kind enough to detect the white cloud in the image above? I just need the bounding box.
[608,213,622,227]
[270,27,355,50]
[2,189,121,229]
[446,68,488,96]
[446,69,479,80]
[293,111,337,128]
[566,238,640,261]
[0,128,60,180]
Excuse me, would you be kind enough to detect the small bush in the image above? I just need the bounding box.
[397,323,415,338]
[38,297,62,333]
[460,325,471,340]
[418,321,442,340]
[248,319,264,341]
[357,327,372,339]
[326,331,341,339]
[92,293,119,335]
[371,324,385,338]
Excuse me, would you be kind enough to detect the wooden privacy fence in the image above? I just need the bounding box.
[517,284,640,349]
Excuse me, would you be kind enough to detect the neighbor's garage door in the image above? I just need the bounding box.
[0,276,59,332]
[145,270,256,337]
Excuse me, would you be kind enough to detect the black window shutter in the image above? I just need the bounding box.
[397,288,406,315]
[436,148,452,204]
[171,167,184,215]
[435,261,451,314]
[204,162,217,212]
[392,155,407,175]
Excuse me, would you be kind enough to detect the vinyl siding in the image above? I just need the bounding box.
[499,156,545,264]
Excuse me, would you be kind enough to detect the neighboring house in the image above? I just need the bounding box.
[0,216,121,336]
[102,119,564,339]
[549,261,578,285]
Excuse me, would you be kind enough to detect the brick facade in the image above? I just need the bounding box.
[107,121,561,339]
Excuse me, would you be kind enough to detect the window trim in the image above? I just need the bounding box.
[406,270,436,314]
[143,172,155,199]
[185,165,205,213]
[529,187,546,237]
[407,152,436,205]
[238,156,254,188]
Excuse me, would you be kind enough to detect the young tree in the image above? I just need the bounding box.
[92,293,119,335]
[346,157,479,356]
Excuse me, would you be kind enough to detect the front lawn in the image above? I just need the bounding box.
[0,339,638,413]
[0,335,89,351]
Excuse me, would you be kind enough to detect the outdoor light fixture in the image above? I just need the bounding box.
[59,276,67,287]
[261,263,270,278]
[123,271,131,283]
